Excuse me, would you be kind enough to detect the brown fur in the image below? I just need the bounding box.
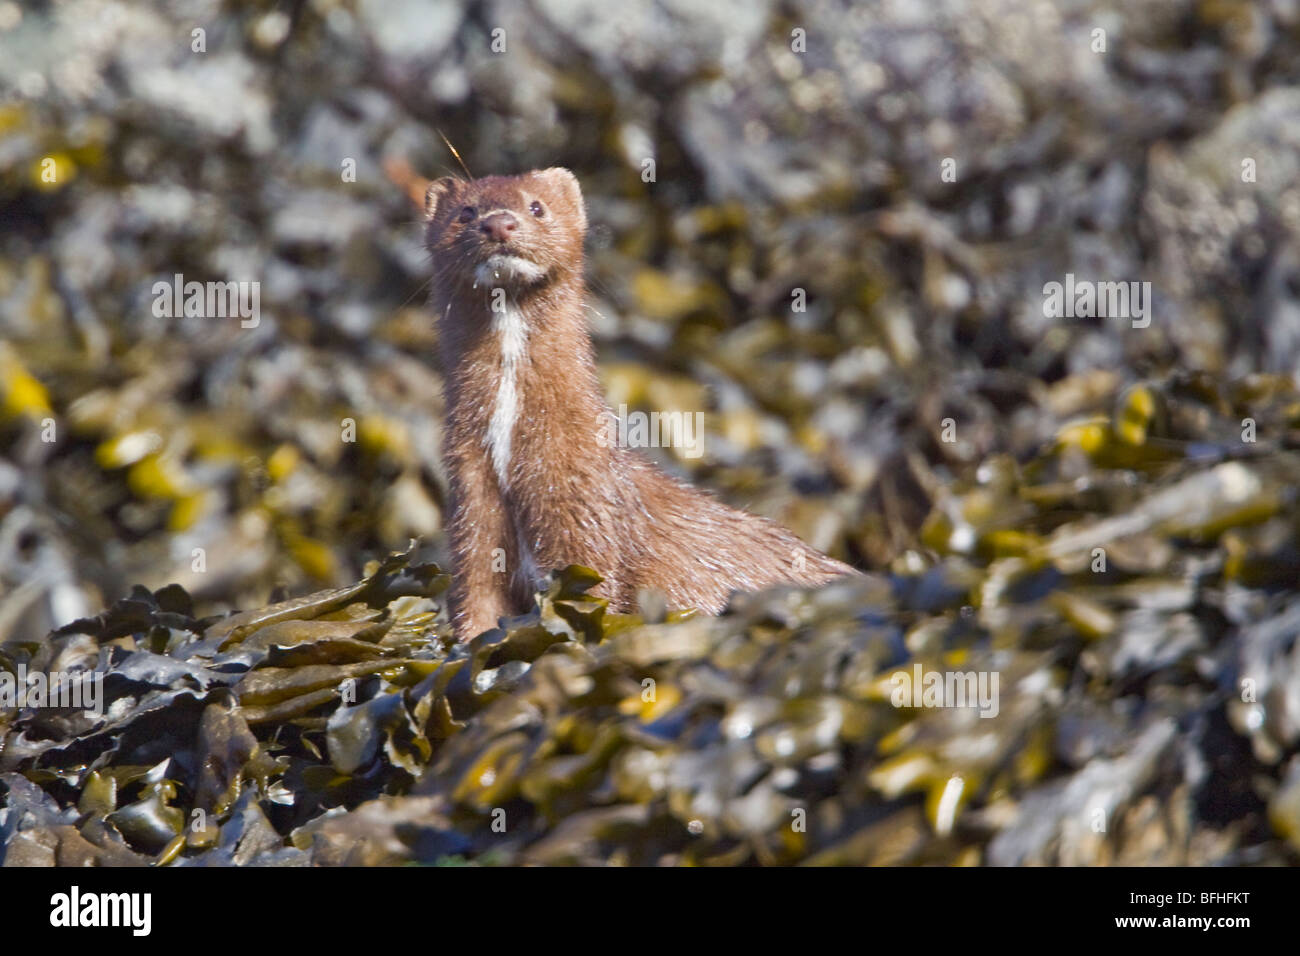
[424,168,856,640]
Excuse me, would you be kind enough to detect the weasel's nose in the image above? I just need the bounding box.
[480,211,518,243]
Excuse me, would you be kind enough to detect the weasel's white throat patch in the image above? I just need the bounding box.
[487,304,527,487]
[474,255,546,287]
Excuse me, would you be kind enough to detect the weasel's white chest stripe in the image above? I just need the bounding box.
[488,305,527,487]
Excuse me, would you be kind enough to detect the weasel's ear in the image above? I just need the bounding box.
[424,176,457,221]
[537,167,587,235]
[382,156,443,215]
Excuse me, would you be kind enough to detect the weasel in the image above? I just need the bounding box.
[422,167,856,641]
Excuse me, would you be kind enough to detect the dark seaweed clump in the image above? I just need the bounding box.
[5,371,1300,864]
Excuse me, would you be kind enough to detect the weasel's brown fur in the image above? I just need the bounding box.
[423,167,855,641]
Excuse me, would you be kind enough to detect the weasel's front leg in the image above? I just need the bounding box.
[446,454,513,641]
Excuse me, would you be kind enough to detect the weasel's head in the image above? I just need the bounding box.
[423,167,587,296]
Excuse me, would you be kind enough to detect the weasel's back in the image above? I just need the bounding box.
[618,455,856,613]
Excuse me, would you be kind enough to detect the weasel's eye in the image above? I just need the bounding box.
[529,200,545,218]
[457,206,476,223]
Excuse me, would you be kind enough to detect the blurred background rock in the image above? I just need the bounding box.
[1,0,1296,637]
